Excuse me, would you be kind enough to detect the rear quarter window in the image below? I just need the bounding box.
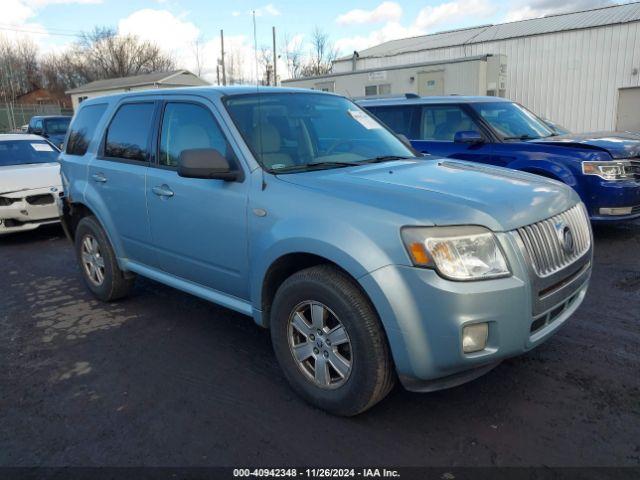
[66,104,108,156]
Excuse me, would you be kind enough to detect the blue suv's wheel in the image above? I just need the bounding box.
[74,216,135,302]
[270,265,395,416]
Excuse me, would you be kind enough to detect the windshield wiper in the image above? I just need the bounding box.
[360,155,414,164]
[270,161,358,173]
[503,134,540,141]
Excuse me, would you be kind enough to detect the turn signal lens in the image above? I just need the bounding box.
[408,242,430,266]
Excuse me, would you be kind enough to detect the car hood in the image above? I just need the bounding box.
[531,131,640,159]
[278,159,578,232]
[0,162,62,195]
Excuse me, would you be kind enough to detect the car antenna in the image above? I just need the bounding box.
[253,10,267,191]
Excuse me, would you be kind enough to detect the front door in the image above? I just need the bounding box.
[145,100,250,299]
[411,104,493,164]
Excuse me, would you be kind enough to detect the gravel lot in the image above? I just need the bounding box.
[0,222,639,467]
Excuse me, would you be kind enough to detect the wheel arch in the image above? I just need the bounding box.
[258,251,377,329]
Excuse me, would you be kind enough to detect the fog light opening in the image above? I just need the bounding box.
[599,207,633,216]
[462,323,489,353]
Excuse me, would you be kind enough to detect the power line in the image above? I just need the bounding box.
[0,25,81,38]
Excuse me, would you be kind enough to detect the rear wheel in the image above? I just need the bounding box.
[270,265,395,416]
[74,216,135,302]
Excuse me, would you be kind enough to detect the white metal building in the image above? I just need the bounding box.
[283,3,640,133]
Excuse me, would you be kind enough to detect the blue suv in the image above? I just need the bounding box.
[359,96,640,222]
[59,87,592,415]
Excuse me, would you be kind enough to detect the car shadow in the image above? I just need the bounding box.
[0,223,65,247]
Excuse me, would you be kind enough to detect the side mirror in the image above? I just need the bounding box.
[397,133,413,149]
[178,149,240,181]
[32,128,43,135]
[454,130,484,144]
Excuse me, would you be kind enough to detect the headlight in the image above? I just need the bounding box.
[582,161,636,180]
[401,226,510,280]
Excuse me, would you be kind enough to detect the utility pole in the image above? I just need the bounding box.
[220,29,227,86]
[272,26,277,86]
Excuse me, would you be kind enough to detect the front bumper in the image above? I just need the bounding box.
[583,178,640,222]
[0,186,62,235]
[360,231,592,392]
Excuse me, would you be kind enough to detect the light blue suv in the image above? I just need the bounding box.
[59,87,593,415]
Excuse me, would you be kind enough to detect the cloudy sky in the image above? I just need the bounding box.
[3,0,621,82]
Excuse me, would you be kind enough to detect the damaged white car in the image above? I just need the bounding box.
[0,134,63,235]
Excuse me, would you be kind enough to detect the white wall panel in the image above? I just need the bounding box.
[334,22,640,132]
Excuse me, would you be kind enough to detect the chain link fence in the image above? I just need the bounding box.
[0,103,74,133]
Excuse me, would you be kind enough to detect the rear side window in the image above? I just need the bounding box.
[367,106,416,138]
[66,104,108,156]
[104,103,155,162]
[159,102,233,168]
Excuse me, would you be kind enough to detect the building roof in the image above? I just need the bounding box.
[66,70,206,94]
[337,2,640,61]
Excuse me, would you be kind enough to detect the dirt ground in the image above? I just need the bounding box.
[0,222,638,467]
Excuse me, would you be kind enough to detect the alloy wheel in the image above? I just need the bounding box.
[287,300,353,389]
[81,234,105,286]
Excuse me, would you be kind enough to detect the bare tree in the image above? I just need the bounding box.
[258,45,274,85]
[301,27,337,77]
[0,36,41,99]
[225,49,248,85]
[191,35,205,77]
[281,33,303,79]
[76,27,175,79]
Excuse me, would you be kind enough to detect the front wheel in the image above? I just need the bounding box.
[270,265,395,416]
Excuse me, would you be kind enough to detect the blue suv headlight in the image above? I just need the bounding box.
[401,226,511,281]
[582,161,636,180]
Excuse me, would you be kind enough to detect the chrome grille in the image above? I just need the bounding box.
[516,204,591,277]
[628,160,640,180]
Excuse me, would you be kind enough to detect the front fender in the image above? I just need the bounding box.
[507,157,579,188]
[249,216,400,322]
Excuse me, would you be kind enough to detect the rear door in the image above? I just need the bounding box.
[87,101,158,266]
[412,104,493,163]
[145,98,250,299]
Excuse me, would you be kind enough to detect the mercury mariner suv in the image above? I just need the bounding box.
[59,87,593,416]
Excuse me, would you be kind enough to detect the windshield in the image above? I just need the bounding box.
[471,102,555,140]
[44,118,70,135]
[0,140,59,166]
[223,93,414,172]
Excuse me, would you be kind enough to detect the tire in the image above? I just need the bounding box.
[270,265,395,416]
[74,215,135,302]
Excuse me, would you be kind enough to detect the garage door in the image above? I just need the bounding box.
[616,87,640,132]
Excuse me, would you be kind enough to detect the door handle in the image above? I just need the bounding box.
[92,173,107,183]
[152,185,174,198]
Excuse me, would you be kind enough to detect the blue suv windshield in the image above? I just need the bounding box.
[223,93,414,172]
[471,102,555,140]
[44,118,70,135]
